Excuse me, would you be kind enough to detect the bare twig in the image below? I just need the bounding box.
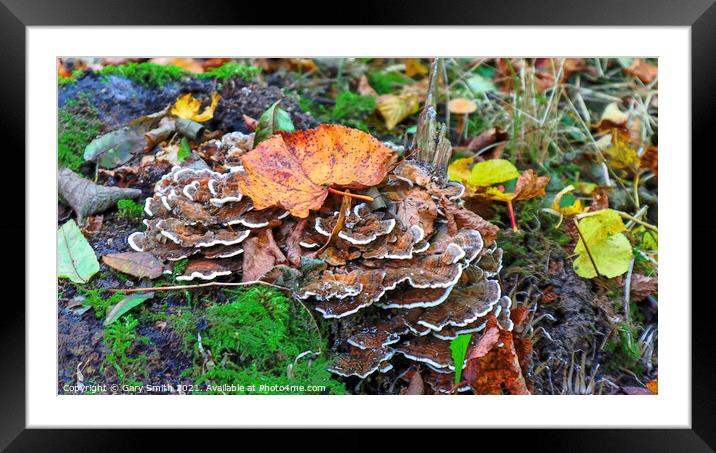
[623,257,636,349]
[573,218,601,277]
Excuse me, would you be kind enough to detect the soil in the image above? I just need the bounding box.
[59,74,315,134]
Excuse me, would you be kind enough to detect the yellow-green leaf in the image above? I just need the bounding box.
[634,226,658,252]
[573,232,632,278]
[58,219,100,284]
[573,209,632,279]
[605,141,640,172]
[466,159,519,188]
[574,209,626,254]
[447,157,474,183]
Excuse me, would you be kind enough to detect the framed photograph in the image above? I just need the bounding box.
[6,0,713,449]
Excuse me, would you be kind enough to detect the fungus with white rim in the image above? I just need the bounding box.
[202,243,244,259]
[477,245,504,277]
[425,369,472,393]
[314,205,397,246]
[312,269,388,318]
[346,316,410,350]
[415,279,501,331]
[394,335,454,370]
[327,347,396,379]
[381,243,467,290]
[127,151,508,393]
[431,318,488,341]
[362,224,426,260]
[495,296,514,331]
[176,258,237,281]
[378,286,454,309]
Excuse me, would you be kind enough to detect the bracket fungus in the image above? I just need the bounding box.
[127,124,517,393]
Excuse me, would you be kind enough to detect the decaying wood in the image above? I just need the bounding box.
[414,58,452,178]
[175,117,205,141]
[58,168,141,223]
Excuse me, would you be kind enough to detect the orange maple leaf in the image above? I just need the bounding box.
[463,316,531,395]
[239,124,397,218]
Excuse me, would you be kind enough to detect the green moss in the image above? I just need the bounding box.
[58,99,102,171]
[366,70,412,95]
[300,91,376,132]
[101,314,150,384]
[94,61,260,87]
[172,258,189,276]
[116,199,144,220]
[176,287,345,394]
[603,321,643,374]
[78,287,125,319]
[58,69,85,87]
[97,62,189,87]
[332,91,376,119]
[197,62,261,81]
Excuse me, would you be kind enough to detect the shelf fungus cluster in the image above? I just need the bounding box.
[127,124,514,394]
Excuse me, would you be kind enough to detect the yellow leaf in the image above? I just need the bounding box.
[574,181,598,195]
[605,141,640,172]
[171,93,220,123]
[466,159,520,188]
[573,209,632,279]
[573,232,632,279]
[550,185,584,216]
[575,209,627,253]
[403,58,429,77]
[376,92,420,130]
[484,186,514,202]
[447,157,474,183]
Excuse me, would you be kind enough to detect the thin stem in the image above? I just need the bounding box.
[108,280,289,294]
[327,187,373,202]
[314,193,351,256]
[507,200,519,232]
[633,172,641,208]
[623,257,635,349]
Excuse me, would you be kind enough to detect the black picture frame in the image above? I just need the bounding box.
[4,0,713,450]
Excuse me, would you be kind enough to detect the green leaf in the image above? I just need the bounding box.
[502,177,518,193]
[466,74,496,94]
[104,292,154,325]
[83,127,144,169]
[466,159,520,187]
[559,193,577,209]
[177,137,191,163]
[57,219,100,284]
[573,232,633,279]
[450,333,472,385]
[635,227,658,251]
[254,101,296,145]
